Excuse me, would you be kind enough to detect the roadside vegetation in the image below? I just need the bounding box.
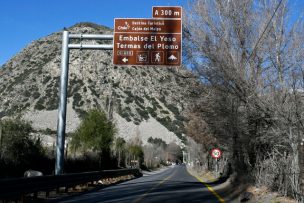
[183,0,304,202]
[0,119,50,178]
[70,110,182,170]
[70,109,116,167]
[0,109,182,178]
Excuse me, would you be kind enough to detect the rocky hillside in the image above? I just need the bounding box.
[0,22,200,145]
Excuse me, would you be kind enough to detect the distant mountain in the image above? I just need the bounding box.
[0,22,201,145]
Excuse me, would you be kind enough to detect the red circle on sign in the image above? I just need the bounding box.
[211,148,222,159]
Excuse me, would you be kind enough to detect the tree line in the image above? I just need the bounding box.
[70,109,182,170]
[0,109,182,177]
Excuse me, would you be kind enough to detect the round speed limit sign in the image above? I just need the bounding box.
[211,148,222,159]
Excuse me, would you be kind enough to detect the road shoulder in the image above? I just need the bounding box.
[187,167,227,203]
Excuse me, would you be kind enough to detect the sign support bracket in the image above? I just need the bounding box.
[55,30,113,175]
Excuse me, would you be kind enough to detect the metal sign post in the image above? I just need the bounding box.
[211,148,222,176]
[56,6,182,175]
[55,31,69,175]
[55,31,113,175]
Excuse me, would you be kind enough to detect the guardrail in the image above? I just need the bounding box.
[0,168,141,200]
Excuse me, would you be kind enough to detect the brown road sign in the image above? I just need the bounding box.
[113,18,182,66]
[152,6,182,19]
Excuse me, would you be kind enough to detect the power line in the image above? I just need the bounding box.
[246,0,284,65]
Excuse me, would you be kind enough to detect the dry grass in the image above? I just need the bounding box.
[247,186,298,203]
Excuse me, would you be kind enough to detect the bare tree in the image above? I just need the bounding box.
[184,0,304,200]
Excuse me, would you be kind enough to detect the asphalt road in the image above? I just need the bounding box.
[53,165,225,203]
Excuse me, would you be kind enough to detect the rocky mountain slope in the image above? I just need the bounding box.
[0,22,200,145]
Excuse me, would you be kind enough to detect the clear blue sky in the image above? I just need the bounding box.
[0,0,186,65]
[0,0,303,66]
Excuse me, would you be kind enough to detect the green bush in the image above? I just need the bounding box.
[161,110,170,114]
[45,95,59,110]
[113,82,120,88]
[135,96,145,104]
[35,97,45,110]
[88,86,99,97]
[166,104,179,115]
[42,128,56,134]
[43,75,51,84]
[70,109,116,162]
[120,110,131,121]
[151,98,162,109]
[159,96,166,104]
[136,108,149,120]
[73,93,82,107]
[32,91,41,99]
[74,108,87,119]
[145,95,152,101]
[0,119,45,165]
[147,107,157,117]
[23,90,31,97]
[147,137,167,148]
[125,96,134,104]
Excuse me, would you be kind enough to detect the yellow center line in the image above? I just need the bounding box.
[132,171,175,203]
[187,170,226,203]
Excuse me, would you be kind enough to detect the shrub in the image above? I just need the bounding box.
[147,137,167,148]
[147,106,157,117]
[161,110,170,114]
[73,93,82,107]
[35,97,45,110]
[43,75,51,84]
[32,91,41,99]
[134,121,140,125]
[23,90,31,97]
[125,96,134,104]
[151,98,162,109]
[0,119,45,165]
[166,104,179,115]
[136,108,149,120]
[113,82,120,88]
[70,109,116,163]
[135,96,145,104]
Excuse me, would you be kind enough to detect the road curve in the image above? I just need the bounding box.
[51,165,225,203]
